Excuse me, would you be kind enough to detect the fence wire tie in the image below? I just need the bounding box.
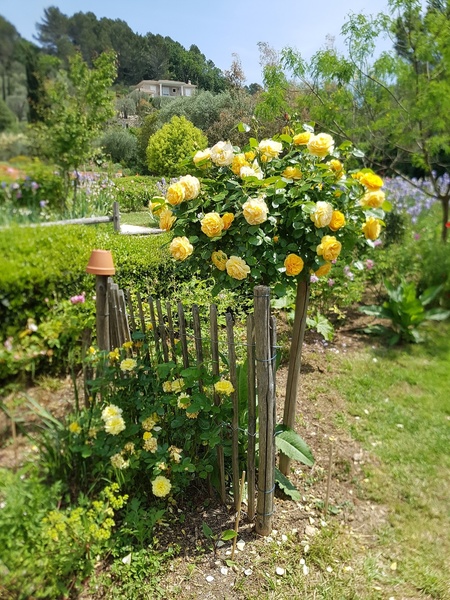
[255,352,278,363]
[257,510,275,517]
[257,484,276,494]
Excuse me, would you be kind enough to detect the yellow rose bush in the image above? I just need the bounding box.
[70,338,236,525]
[151,123,388,295]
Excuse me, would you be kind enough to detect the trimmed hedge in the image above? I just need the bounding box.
[114,175,160,211]
[0,224,173,336]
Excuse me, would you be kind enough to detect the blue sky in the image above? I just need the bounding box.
[0,0,392,84]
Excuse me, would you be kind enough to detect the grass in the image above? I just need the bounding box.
[328,322,450,599]
[120,210,154,227]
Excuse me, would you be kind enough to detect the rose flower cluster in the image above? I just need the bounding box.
[151,126,388,293]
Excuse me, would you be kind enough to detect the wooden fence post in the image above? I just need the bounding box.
[112,201,120,232]
[254,285,276,536]
[95,275,110,351]
[279,279,310,475]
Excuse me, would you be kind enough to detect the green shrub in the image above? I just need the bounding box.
[99,127,138,170]
[146,115,207,176]
[114,175,160,211]
[0,132,31,160]
[0,224,173,341]
[0,97,16,132]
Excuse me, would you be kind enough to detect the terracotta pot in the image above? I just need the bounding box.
[86,249,115,275]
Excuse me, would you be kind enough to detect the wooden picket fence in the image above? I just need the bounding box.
[91,274,277,535]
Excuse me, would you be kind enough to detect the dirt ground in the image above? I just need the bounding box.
[0,319,389,599]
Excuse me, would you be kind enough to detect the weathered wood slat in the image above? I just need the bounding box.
[136,292,146,333]
[125,289,136,333]
[246,314,256,521]
[166,302,177,362]
[118,289,131,345]
[156,299,169,362]
[226,311,240,511]
[148,297,160,356]
[210,304,226,503]
[177,302,189,369]
[254,286,276,536]
[192,304,204,392]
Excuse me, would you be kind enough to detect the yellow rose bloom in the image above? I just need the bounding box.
[211,250,228,271]
[142,414,158,431]
[231,153,249,175]
[214,380,235,396]
[101,404,122,421]
[293,131,311,145]
[120,358,137,372]
[316,235,342,261]
[362,217,382,240]
[186,411,199,419]
[170,236,194,261]
[150,197,165,215]
[162,381,172,392]
[258,139,283,161]
[110,453,129,470]
[169,446,182,463]
[284,254,304,276]
[210,141,234,166]
[193,148,211,166]
[315,262,332,277]
[143,437,158,452]
[329,210,346,231]
[108,348,120,362]
[282,166,302,179]
[104,415,126,436]
[159,208,176,231]
[226,256,251,280]
[245,150,256,161]
[69,422,81,435]
[177,393,191,408]
[166,182,186,206]
[310,201,333,228]
[201,212,224,237]
[242,197,269,225]
[171,378,184,393]
[179,174,200,200]
[360,190,386,209]
[143,431,152,441]
[359,172,383,191]
[152,475,172,498]
[307,133,335,157]
[221,213,234,230]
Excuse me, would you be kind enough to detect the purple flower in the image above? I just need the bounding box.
[70,293,86,305]
[310,274,319,283]
[31,181,40,191]
[343,265,354,281]
[40,200,48,208]
[4,337,13,352]
[365,259,375,270]
[414,233,420,240]
[327,278,335,287]
[373,239,382,247]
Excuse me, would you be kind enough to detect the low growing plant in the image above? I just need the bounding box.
[359,280,450,344]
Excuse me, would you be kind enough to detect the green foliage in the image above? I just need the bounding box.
[275,425,314,467]
[135,112,158,173]
[0,468,126,598]
[146,115,208,176]
[306,311,335,341]
[0,224,172,345]
[99,128,138,171]
[155,91,234,132]
[32,50,117,203]
[0,132,31,160]
[114,175,160,211]
[0,97,16,131]
[360,280,450,344]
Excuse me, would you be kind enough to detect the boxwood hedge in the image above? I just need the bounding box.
[0,224,174,337]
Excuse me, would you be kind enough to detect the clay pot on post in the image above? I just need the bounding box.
[86,249,115,351]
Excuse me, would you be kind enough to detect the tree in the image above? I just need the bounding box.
[282,0,450,241]
[0,17,21,101]
[33,50,117,205]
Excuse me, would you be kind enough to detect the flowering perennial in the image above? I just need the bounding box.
[152,124,388,294]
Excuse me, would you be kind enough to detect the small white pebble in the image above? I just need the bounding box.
[396,424,404,429]
[300,558,305,565]
[372,358,378,362]
[236,540,245,551]
[244,568,253,576]
[281,534,288,542]
[303,564,310,575]
[364,409,369,415]
[276,567,285,576]
[220,567,228,576]
[206,575,214,582]
[326,566,333,573]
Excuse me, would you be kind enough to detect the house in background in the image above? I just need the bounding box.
[134,79,197,97]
